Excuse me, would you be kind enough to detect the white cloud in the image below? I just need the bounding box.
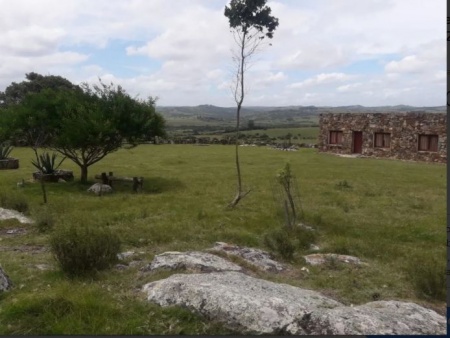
[289,73,355,89]
[0,0,445,106]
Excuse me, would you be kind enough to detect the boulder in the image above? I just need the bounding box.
[0,266,12,292]
[0,208,33,224]
[143,271,342,334]
[141,251,242,273]
[304,253,364,266]
[300,301,446,335]
[87,183,113,195]
[209,242,285,272]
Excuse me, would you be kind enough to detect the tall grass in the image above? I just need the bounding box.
[0,145,445,333]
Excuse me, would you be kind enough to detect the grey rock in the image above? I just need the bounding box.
[142,251,242,273]
[143,271,342,334]
[115,264,129,270]
[301,301,446,335]
[87,183,112,195]
[0,266,12,291]
[304,253,364,266]
[0,208,33,224]
[297,223,315,231]
[210,242,285,272]
[117,251,135,260]
[309,244,320,251]
[34,264,53,271]
[5,228,27,235]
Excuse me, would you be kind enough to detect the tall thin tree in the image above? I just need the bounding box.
[224,0,279,207]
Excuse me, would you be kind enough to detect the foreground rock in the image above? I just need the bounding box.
[143,271,342,334]
[87,183,113,195]
[0,208,33,224]
[304,253,364,266]
[209,242,285,272]
[301,301,446,335]
[0,266,12,291]
[141,251,242,273]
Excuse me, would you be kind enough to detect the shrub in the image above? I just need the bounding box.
[335,180,352,190]
[50,224,121,277]
[264,228,296,260]
[264,226,316,260]
[0,143,13,160]
[35,211,55,233]
[31,152,66,175]
[0,192,29,213]
[405,253,445,301]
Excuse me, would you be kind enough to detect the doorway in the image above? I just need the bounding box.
[352,131,363,153]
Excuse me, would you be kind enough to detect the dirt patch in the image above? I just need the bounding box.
[0,244,48,253]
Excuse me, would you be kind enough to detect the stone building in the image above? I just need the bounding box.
[318,112,447,163]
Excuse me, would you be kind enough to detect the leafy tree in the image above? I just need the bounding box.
[0,72,78,108]
[7,80,165,183]
[224,0,279,207]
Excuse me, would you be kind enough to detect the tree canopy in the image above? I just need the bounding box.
[3,74,166,183]
[0,72,79,108]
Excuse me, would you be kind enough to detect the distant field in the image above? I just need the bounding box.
[202,127,319,144]
[0,145,445,334]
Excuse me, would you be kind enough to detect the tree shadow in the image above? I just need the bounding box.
[110,176,185,194]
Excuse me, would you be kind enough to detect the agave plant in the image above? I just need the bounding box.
[31,152,66,175]
[0,143,13,160]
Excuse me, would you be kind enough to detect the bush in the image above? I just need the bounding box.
[0,192,29,213]
[264,226,317,260]
[35,210,55,233]
[405,253,445,301]
[50,224,121,277]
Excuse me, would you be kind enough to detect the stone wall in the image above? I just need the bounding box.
[318,112,447,163]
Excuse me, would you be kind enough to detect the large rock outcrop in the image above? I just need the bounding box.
[300,301,446,335]
[143,271,342,334]
[141,251,242,273]
[143,271,446,335]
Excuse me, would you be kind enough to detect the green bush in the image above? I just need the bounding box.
[405,253,445,301]
[50,224,121,277]
[35,211,55,233]
[0,192,29,213]
[264,226,316,260]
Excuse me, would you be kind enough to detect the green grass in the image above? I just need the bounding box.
[0,145,446,334]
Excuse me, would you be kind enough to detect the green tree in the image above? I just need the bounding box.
[7,80,165,183]
[225,0,279,207]
[0,72,79,108]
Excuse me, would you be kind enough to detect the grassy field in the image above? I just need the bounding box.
[0,145,446,334]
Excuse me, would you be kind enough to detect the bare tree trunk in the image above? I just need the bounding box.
[228,31,251,208]
[80,165,88,184]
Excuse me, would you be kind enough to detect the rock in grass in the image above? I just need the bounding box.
[304,253,364,266]
[87,183,112,195]
[0,266,12,291]
[209,242,285,272]
[142,251,242,273]
[301,301,446,335]
[143,271,342,334]
[0,208,33,224]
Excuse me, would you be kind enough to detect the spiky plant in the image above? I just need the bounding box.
[31,152,66,175]
[0,143,13,160]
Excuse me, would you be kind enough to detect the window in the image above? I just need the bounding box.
[418,134,438,152]
[374,133,391,148]
[329,131,343,144]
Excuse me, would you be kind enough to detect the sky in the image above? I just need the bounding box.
[0,0,445,107]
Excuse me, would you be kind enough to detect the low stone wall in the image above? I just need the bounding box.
[0,158,19,169]
[318,112,447,163]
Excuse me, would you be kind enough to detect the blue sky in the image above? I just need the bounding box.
[0,0,445,107]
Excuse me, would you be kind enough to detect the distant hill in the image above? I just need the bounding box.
[157,104,446,121]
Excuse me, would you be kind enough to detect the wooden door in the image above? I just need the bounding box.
[352,131,363,153]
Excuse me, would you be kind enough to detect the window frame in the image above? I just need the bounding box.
[329,130,343,145]
[418,134,439,152]
[373,132,391,149]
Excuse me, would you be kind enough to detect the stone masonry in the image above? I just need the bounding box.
[318,112,447,163]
